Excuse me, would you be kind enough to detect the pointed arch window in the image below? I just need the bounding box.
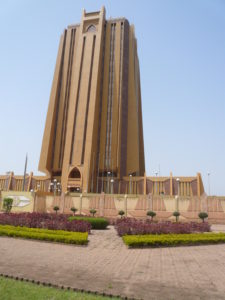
[87,24,96,32]
[69,167,81,179]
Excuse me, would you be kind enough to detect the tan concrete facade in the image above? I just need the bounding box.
[0,8,207,198]
[38,7,145,193]
[1,190,225,224]
[0,172,204,197]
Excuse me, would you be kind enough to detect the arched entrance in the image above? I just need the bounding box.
[67,167,82,192]
[69,167,81,179]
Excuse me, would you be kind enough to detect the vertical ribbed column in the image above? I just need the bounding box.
[105,23,116,169]
[59,28,76,168]
[51,31,67,170]
[70,36,86,164]
[81,35,96,164]
[95,22,106,191]
[120,20,129,178]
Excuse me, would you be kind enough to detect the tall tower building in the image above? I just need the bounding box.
[39,7,145,193]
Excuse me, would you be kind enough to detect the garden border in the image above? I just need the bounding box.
[0,273,138,300]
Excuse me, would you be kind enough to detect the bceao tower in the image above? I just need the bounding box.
[39,7,145,193]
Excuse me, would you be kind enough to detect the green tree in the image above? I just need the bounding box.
[173,211,180,222]
[90,209,97,217]
[3,197,13,213]
[53,206,59,214]
[71,207,78,216]
[118,210,125,218]
[147,210,156,221]
[198,212,208,223]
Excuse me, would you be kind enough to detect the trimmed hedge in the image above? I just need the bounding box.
[69,216,109,230]
[0,225,88,245]
[122,233,225,248]
[116,218,211,236]
[0,213,91,233]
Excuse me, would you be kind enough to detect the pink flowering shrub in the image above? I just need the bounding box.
[115,218,211,236]
[0,213,91,233]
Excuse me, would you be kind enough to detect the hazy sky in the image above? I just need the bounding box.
[0,0,224,195]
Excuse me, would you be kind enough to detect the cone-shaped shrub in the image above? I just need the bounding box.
[71,207,78,216]
[147,211,156,221]
[90,209,97,217]
[173,211,180,222]
[198,212,208,223]
[53,206,60,214]
[118,210,125,218]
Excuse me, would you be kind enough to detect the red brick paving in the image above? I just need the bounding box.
[0,226,225,299]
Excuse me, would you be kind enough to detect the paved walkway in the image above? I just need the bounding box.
[0,226,225,299]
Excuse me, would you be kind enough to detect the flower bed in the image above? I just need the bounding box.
[123,233,225,248]
[68,216,109,229]
[115,218,211,236]
[0,213,91,233]
[0,225,88,245]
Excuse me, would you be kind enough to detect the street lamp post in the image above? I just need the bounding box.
[129,174,132,194]
[155,172,158,195]
[57,182,61,194]
[107,171,111,194]
[207,172,210,196]
[49,179,61,196]
[110,179,114,194]
[176,178,180,196]
[49,182,53,192]
[176,178,180,211]
[53,179,57,196]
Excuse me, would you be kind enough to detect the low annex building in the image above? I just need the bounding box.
[0,172,204,197]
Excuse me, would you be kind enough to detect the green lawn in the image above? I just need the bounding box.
[0,276,119,300]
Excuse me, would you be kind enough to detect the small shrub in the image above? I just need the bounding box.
[122,233,225,248]
[69,216,109,230]
[71,207,78,216]
[115,218,210,236]
[118,210,125,218]
[89,209,97,217]
[0,225,88,245]
[147,211,156,221]
[53,206,59,214]
[0,213,91,233]
[198,212,208,223]
[173,211,180,222]
[3,198,13,213]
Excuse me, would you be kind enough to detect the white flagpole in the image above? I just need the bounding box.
[22,153,28,191]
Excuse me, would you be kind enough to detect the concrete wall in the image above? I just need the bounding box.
[1,190,225,224]
[0,191,34,213]
[33,193,225,224]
